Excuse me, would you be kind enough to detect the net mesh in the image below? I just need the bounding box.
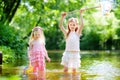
[100,0,113,16]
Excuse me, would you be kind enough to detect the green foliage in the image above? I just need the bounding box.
[114,2,120,19]
[0,0,21,24]
[0,22,27,64]
[11,0,84,50]
[81,31,101,50]
[10,0,120,50]
[0,0,120,63]
[0,23,18,46]
[48,52,62,62]
[116,28,120,37]
[0,46,15,63]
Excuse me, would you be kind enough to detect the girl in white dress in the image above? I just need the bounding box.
[59,9,84,73]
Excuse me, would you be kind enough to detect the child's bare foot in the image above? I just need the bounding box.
[64,69,68,73]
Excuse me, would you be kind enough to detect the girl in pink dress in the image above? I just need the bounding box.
[28,26,50,80]
[59,9,84,73]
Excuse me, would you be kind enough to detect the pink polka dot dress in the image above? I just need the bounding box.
[28,40,46,72]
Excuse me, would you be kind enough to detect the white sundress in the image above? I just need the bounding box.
[61,31,81,69]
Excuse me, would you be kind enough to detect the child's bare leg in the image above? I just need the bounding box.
[38,70,46,80]
[64,66,68,72]
[72,68,76,73]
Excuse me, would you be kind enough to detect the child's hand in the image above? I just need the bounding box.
[47,57,51,62]
[80,9,85,14]
[61,12,67,17]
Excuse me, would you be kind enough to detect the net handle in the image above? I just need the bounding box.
[68,5,101,14]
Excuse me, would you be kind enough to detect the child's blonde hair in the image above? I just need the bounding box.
[29,26,45,45]
[67,17,78,37]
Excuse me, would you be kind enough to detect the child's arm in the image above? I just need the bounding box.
[45,50,51,62]
[43,44,50,62]
[59,12,67,35]
[77,9,84,35]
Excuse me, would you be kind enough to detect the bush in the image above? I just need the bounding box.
[0,22,27,64]
[0,46,15,63]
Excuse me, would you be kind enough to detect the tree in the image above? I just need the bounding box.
[0,0,20,24]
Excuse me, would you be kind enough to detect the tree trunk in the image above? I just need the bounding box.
[7,0,20,24]
[1,0,20,24]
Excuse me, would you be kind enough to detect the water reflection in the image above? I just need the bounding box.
[22,73,37,80]
[86,61,120,80]
[22,72,46,80]
[60,73,81,80]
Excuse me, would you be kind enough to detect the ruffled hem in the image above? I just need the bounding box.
[29,51,45,72]
[61,51,81,69]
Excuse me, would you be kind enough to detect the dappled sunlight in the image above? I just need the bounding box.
[92,12,119,26]
[86,61,120,80]
[92,12,109,25]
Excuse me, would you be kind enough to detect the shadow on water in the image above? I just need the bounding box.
[0,51,120,80]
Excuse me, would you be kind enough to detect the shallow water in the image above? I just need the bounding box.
[0,51,120,80]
